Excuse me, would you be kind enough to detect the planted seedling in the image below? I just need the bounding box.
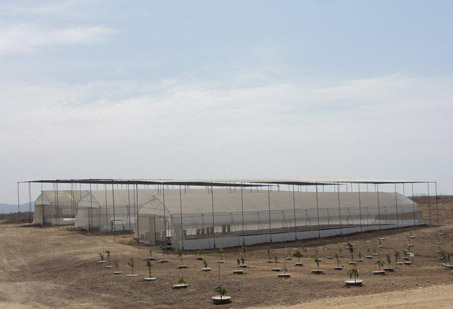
[173,277,188,289]
[218,248,224,263]
[272,256,281,271]
[286,247,292,260]
[148,248,156,261]
[379,239,383,249]
[366,248,372,259]
[113,261,122,275]
[144,259,157,281]
[372,260,385,275]
[408,231,415,239]
[357,251,363,262]
[334,253,343,270]
[127,257,138,277]
[104,249,112,268]
[293,248,304,266]
[99,252,106,264]
[373,247,378,256]
[202,259,211,271]
[239,254,247,268]
[212,262,231,304]
[176,248,187,269]
[312,249,323,274]
[384,254,394,272]
[233,257,245,274]
[395,251,402,265]
[266,248,273,263]
[347,242,356,265]
[196,249,203,261]
[345,268,362,286]
[159,246,168,263]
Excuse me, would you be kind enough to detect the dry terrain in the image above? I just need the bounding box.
[0,198,453,308]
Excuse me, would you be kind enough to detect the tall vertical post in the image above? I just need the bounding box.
[315,183,321,238]
[210,184,216,249]
[337,184,342,236]
[357,183,363,232]
[104,185,108,231]
[435,182,440,225]
[394,183,399,227]
[267,185,272,243]
[292,184,297,240]
[17,182,20,223]
[376,184,382,231]
[127,185,131,231]
[28,182,32,222]
[179,185,184,250]
[41,182,45,224]
[162,184,167,249]
[111,183,116,232]
[411,183,416,226]
[89,183,93,231]
[427,182,432,225]
[55,183,59,226]
[240,185,245,246]
[136,184,140,248]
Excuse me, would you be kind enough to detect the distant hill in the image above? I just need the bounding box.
[0,202,34,214]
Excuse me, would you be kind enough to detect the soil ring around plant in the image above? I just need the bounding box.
[396,262,403,265]
[373,253,379,256]
[286,257,292,261]
[345,279,363,287]
[196,257,203,261]
[144,277,157,281]
[408,235,415,239]
[441,264,453,269]
[311,269,324,274]
[159,259,168,263]
[239,265,248,268]
[403,257,410,261]
[278,273,291,278]
[266,260,273,264]
[439,232,444,236]
[148,257,156,261]
[327,256,333,260]
[404,261,412,265]
[178,265,187,269]
[127,274,138,277]
[212,295,231,305]
[357,259,363,262]
[372,270,386,275]
[349,262,357,265]
[232,269,245,274]
[202,267,211,272]
[380,237,385,240]
[407,244,413,248]
[384,268,395,272]
[172,284,188,289]
[113,271,123,275]
[366,256,373,259]
[105,265,113,269]
[98,261,106,264]
[333,267,343,270]
[271,268,281,272]
[295,263,303,267]
[217,260,224,264]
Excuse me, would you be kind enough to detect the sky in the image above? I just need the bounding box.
[1,0,452,204]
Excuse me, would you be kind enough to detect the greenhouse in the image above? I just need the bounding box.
[136,187,424,250]
[22,178,435,249]
[33,190,87,226]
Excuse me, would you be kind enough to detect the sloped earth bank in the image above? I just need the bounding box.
[0,200,452,308]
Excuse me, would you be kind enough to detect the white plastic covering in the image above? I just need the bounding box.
[33,190,87,225]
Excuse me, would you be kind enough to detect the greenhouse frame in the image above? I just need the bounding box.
[19,178,438,249]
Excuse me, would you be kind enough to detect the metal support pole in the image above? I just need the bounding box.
[394,183,399,227]
[240,185,245,246]
[104,185,108,231]
[41,182,44,224]
[315,183,321,238]
[435,182,440,225]
[28,182,32,222]
[376,184,381,231]
[357,183,363,232]
[427,182,432,225]
[411,183,416,226]
[337,184,342,235]
[136,184,139,248]
[17,182,20,223]
[89,183,93,231]
[292,184,297,240]
[112,184,116,232]
[210,185,216,249]
[127,185,131,231]
[55,183,59,226]
[267,185,272,243]
[162,185,167,249]
[179,185,184,250]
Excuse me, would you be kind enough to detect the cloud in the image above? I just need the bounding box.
[0,24,116,56]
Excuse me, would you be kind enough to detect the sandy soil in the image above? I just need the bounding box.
[0,200,452,308]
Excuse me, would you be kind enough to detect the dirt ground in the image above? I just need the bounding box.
[1,199,453,308]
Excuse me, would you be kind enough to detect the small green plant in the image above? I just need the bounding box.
[293,248,303,263]
[203,259,208,268]
[348,268,360,283]
[105,249,111,263]
[386,254,391,267]
[274,256,278,267]
[447,253,451,265]
[178,277,187,285]
[282,266,288,273]
[99,252,104,262]
[114,260,119,271]
[335,253,341,268]
[218,248,224,262]
[128,257,135,275]
[375,259,384,270]
[347,242,354,261]
[197,250,202,257]
[241,256,245,265]
[236,258,240,266]
[149,248,153,257]
[358,251,362,260]
[146,259,153,277]
[267,248,271,261]
[314,249,321,271]
[394,251,400,263]
[159,245,166,258]
[242,246,247,258]
[214,285,227,299]
[176,248,184,265]
[402,248,408,257]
